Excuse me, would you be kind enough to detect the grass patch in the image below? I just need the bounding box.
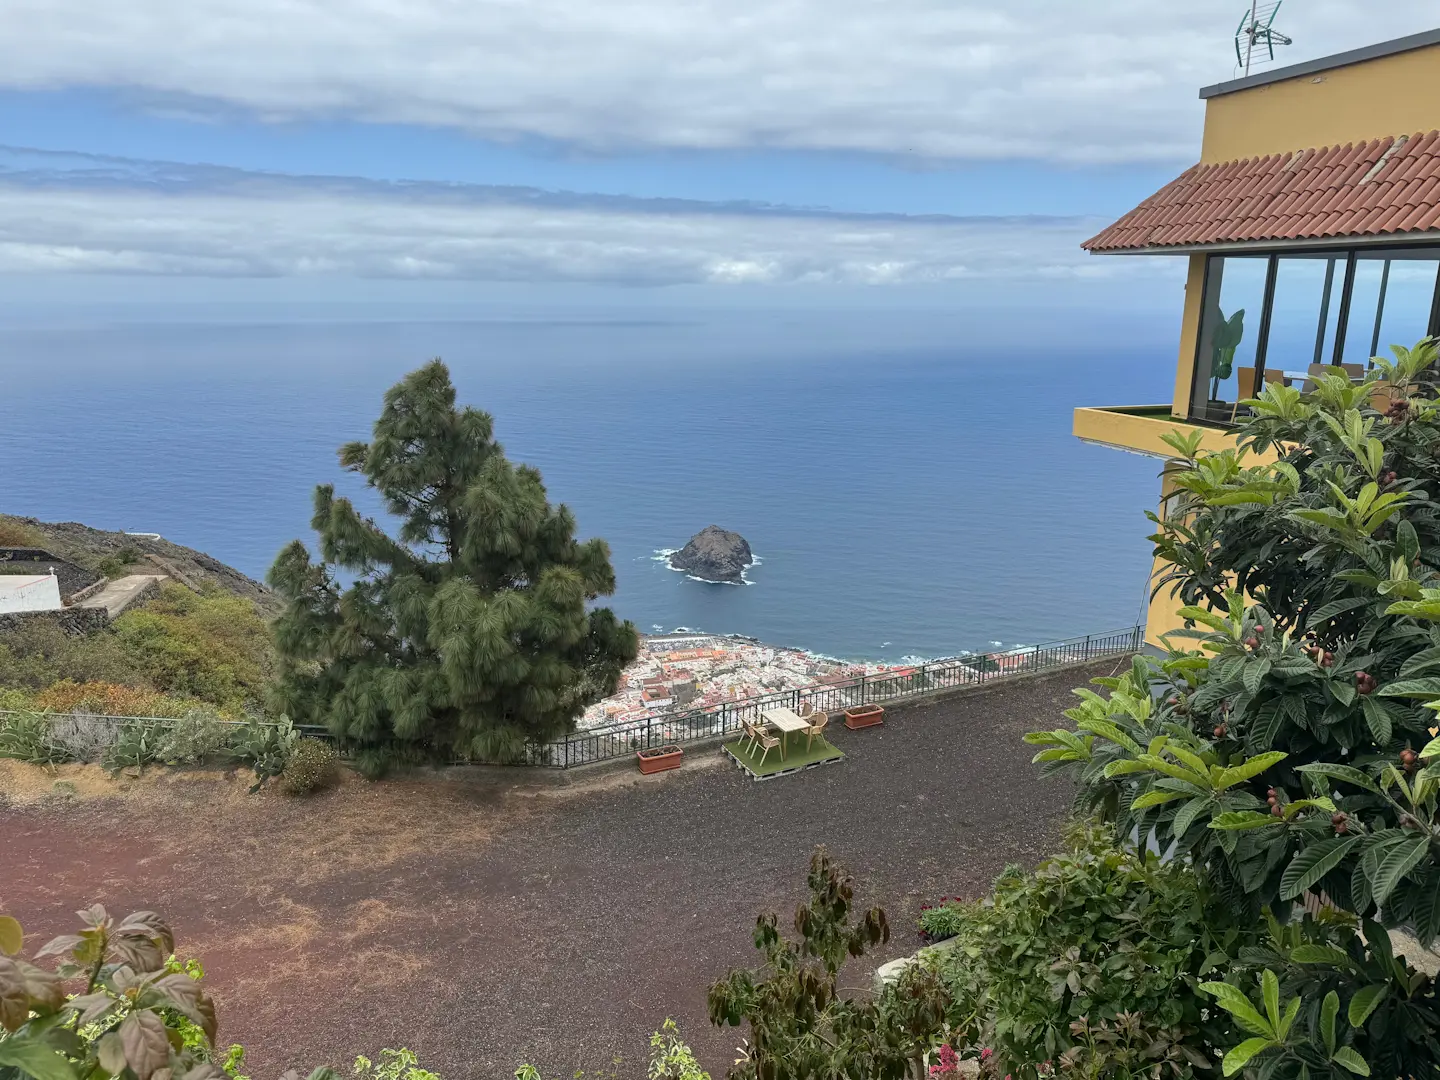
[723,734,844,778]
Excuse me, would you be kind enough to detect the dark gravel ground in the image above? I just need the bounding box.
[0,659,1122,1080]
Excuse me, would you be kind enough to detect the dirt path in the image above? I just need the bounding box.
[0,661,1116,1079]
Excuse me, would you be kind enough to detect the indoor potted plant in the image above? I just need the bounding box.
[844,703,885,729]
[636,744,684,773]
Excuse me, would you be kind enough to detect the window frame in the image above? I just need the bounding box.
[1188,242,1440,425]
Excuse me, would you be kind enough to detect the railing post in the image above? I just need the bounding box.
[1084,634,1091,660]
[861,673,868,703]
[646,716,652,748]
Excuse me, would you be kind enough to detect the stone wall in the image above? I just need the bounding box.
[0,606,111,637]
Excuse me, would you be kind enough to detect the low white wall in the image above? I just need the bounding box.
[0,575,64,613]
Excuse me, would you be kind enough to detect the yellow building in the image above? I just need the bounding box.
[1076,28,1440,647]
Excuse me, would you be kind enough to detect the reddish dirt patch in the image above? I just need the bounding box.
[0,661,1118,1078]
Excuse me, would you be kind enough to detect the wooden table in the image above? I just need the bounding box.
[762,707,808,761]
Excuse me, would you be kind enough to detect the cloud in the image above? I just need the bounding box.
[0,146,1165,285]
[1,1,1435,163]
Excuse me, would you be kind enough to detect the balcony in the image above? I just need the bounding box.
[1072,404,1251,460]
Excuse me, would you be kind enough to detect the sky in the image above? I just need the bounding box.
[0,1,1436,302]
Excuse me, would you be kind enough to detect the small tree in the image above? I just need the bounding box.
[707,849,947,1080]
[268,360,638,774]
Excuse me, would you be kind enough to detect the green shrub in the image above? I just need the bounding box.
[228,714,297,791]
[157,708,233,765]
[0,906,221,1080]
[0,581,275,718]
[102,717,166,772]
[279,736,338,795]
[112,584,274,710]
[646,1019,709,1080]
[932,826,1230,1080]
[0,620,136,693]
[1024,342,1440,1080]
[353,1049,440,1080]
[709,848,947,1080]
[0,709,73,765]
[917,899,966,944]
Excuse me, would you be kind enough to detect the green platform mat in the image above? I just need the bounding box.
[723,734,844,779]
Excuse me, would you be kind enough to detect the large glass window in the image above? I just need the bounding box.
[1265,254,1345,375]
[1190,245,1440,425]
[1340,250,1440,366]
[1192,255,1268,423]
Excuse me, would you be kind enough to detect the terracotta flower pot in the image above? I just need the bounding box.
[636,745,684,774]
[844,704,885,730]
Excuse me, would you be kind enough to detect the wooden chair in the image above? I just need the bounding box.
[1263,369,1290,388]
[1301,363,1329,394]
[1230,366,1257,421]
[803,709,830,751]
[753,726,782,768]
[739,719,761,755]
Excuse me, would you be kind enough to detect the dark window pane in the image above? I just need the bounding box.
[1343,251,1440,365]
[1192,255,1267,423]
[1265,254,1345,381]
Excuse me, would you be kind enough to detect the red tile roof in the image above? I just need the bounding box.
[1083,131,1440,253]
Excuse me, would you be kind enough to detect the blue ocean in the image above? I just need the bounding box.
[0,300,1171,660]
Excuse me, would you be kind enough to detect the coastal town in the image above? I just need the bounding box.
[578,632,906,730]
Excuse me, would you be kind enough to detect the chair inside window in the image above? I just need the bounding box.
[1230,366,1257,421]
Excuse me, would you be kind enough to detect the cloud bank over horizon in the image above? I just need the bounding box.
[2,1,1435,165]
[0,147,1172,286]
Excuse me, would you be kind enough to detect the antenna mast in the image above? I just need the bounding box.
[1235,1,1293,76]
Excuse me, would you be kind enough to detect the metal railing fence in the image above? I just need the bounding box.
[531,625,1143,768]
[0,625,1142,770]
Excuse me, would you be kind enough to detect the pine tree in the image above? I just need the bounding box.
[267,359,638,774]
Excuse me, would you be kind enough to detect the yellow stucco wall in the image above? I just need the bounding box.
[1173,255,1207,417]
[1201,41,1440,163]
[1073,406,1279,462]
[1145,465,1191,649]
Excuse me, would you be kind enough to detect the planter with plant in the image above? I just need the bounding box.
[845,703,885,729]
[916,898,966,945]
[637,745,683,773]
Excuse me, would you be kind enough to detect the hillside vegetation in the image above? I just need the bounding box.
[0,514,278,717]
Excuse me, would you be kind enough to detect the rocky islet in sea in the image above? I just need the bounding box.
[669,525,753,583]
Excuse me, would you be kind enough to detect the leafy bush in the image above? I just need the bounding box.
[917,900,966,944]
[647,1020,709,1080]
[0,582,274,718]
[157,709,233,765]
[0,515,46,547]
[96,546,140,580]
[0,625,138,696]
[102,718,166,772]
[111,584,274,710]
[708,848,948,1080]
[228,715,297,791]
[279,736,338,795]
[1024,343,1440,1078]
[933,826,1229,1080]
[352,1049,440,1080]
[33,681,195,719]
[0,709,74,765]
[0,905,221,1080]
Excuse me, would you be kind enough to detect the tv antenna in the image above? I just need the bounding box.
[1235,1,1293,76]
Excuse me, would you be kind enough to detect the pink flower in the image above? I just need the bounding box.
[981,1049,994,1061]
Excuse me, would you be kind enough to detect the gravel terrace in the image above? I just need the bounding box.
[0,659,1121,1080]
